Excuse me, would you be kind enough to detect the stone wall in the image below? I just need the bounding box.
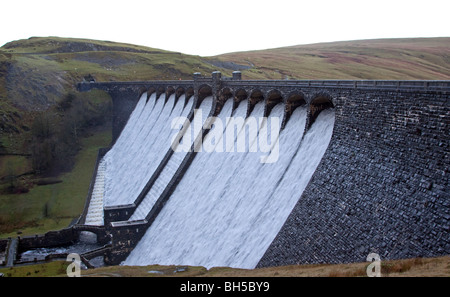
[109,88,143,143]
[0,239,7,266]
[18,227,78,252]
[105,220,148,265]
[258,89,449,266]
[104,204,136,226]
[0,239,7,252]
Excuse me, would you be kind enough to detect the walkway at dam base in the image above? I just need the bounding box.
[1,72,448,271]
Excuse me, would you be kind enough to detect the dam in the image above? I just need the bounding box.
[1,72,448,269]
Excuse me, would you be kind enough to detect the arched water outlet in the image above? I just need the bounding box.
[247,89,265,118]
[282,92,307,129]
[233,88,249,112]
[308,92,334,130]
[265,90,283,117]
[198,85,213,104]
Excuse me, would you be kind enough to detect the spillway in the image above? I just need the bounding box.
[103,93,193,207]
[76,75,450,269]
[87,87,335,269]
[124,100,335,269]
[130,96,213,220]
[84,159,106,226]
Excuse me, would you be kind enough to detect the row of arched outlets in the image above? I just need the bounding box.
[138,84,335,131]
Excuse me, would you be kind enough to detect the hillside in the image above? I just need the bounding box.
[210,37,450,80]
[1,37,449,116]
[0,37,230,155]
[2,37,449,112]
[1,36,449,153]
[0,37,227,111]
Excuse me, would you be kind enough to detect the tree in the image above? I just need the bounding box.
[5,160,17,192]
[30,113,57,173]
[29,91,112,175]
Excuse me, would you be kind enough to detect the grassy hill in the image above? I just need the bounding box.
[0,37,234,154]
[0,37,227,111]
[2,36,449,113]
[1,36,449,135]
[0,36,449,237]
[210,37,450,80]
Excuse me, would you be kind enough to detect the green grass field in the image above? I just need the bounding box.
[0,126,111,238]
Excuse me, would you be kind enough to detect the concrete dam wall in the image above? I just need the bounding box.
[259,87,449,266]
[77,74,449,268]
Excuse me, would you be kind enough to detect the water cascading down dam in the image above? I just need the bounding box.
[75,72,449,268]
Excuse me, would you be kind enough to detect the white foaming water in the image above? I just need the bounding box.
[84,159,106,226]
[103,92,158,206]
[124,105,335,269]
[129,96,213,220]
[85,92,148,220]
[201,99,235,153]
[109,92,148,153]
[103,94,192,207]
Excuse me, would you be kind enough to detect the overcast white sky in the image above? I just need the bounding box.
[1,0,449,56]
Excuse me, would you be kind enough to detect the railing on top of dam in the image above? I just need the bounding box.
[79,78,450,93]
[226,79,450,91]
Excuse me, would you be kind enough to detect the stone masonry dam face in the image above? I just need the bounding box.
[78,74,449,268]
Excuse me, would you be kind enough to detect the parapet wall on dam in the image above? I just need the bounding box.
[76,75,449,266]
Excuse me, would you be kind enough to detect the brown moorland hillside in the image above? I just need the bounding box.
[210,37,450,80]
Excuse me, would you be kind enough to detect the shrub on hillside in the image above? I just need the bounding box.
[30,92,111,176]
